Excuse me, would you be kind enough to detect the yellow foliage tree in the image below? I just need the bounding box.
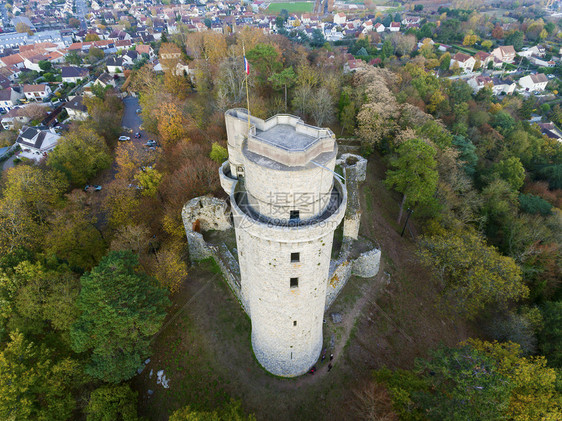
[466,339,562,421]
[157,102,187,147]
[151,241,188,293]
[102,180,140,228]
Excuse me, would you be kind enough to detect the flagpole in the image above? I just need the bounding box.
[243,42,251,134]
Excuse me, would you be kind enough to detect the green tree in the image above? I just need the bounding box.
[268,67,296,111]
[439,52,451,71]
[47,124,111,186]
[84,94,124,146]
[381,39,393,59]
[70,251,169,382]
[418,227,528,319]
[538,301,562,367]
[38,60,52,72]
[519,193,552,216]
[415,345,512,420]
[467,339,562,421]
[86,384,139,421]
[88,47,104,63]
[505,31,524,51]
[493,157,526,191]
[452,135,478,176]
[416,120,453,150]
[169,400,256,421]
[66,51,83,65]
[385,138,438,223]
[246,44,282,88]
[45,191,106,270]
[310,28,325,47]
[209,142,228,163]
[492,111,516,135]
[376,340,562,421]
[0,331,84,420]
[448,79,473,104]
[0,260,80,337]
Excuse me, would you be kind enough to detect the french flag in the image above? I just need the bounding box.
[244,55,250,75]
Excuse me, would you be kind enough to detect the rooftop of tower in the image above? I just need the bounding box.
[225,110,336,167]
[255,124,318,151]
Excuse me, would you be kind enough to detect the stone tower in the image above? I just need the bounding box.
[219,109,347,377]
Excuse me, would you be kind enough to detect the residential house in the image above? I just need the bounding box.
[389,22,401,32]
[474,51,493,68]
[467,75,493,93]
[450,52,476,73]
[122,50,139,66]
[529,56,555,67]
[106,57,124,74]
[491,78,517,96]
[93,73,116,89]
[536,122,562,142]
[0,53,25,68]
[374,23,385,33]
[0,75,10,89]
[402,16,421,28]
[362,20,373,34]
[64,96,88,121]
[23,84,52,101]
[518,45,546,58]
[0,87,24,111]
[519,73,549,92]
[136,44,155,60]
[334,12,346,25]
[16,126,60,159]
[61,66,89,84]
[343,58,366,74]
[491,45,516,63]
[1,108,31,130]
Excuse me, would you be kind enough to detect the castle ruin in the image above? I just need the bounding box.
[182,109,380,377]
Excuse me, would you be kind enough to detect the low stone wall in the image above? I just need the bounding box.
[325,244,381,310]
[186,231,212,262]
[326,260,352,309]
[208,243,248,313]
[352,248,382,278]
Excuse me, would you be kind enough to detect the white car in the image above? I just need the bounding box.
[118,135,131,141]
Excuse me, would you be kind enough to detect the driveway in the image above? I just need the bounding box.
[1,154,16,171]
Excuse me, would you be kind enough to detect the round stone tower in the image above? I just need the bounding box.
[221,109,346,377]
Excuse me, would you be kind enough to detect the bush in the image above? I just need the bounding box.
[209,142,228,163]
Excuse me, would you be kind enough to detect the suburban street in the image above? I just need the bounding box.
[122,95,143,134]
[75,0,89,30]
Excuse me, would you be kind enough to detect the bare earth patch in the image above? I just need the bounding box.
[132,153,475,420]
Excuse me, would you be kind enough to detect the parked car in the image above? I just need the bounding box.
[119,135,131,141]
[84,185,102,192]
[134,132,141,139]
[144,140,157,147]
[136,108,142,114]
